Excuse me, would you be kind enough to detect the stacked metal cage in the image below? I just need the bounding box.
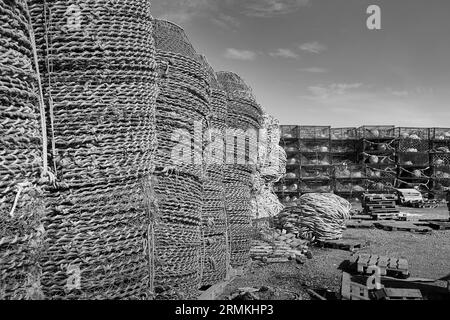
[277,126,299,206]
[152,20,210,299]
[197,55,229,287]
[29,0,158,299]
[430,128,450,198]
[0,0,45,299]
[217,71,263,268]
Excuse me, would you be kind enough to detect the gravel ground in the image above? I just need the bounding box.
[219,206,450,300]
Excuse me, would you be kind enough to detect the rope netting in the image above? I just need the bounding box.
[28,0,158,299]
[259,114,285,182]
[216,71,256,102]
[0,0,46,300]
[152,19,209,299]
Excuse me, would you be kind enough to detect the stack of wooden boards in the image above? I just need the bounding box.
[362,194,400,220]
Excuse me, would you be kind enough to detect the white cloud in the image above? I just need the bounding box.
[224,48,257,60]
[299,41,327,54]
[269,48,300,59]
[306,83,363,99]
[211,14,241,30]
[299,67,328,73]
[152,0,218,24]
[240,0,310,17]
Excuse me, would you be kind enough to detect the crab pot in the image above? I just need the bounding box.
[431,153,450,167]
[365,166,397,179]
[397,127,430,140]
[152,20,212,298]
[0,0,46,299]
[331,139,359,154]
[299,126,331,140]
[432,128,450,141]
[398,153,430,167]
[332,153,358,165]
[432,166,450,180]
[280,125,299,140]
[299,140,331,152]
[358,126,396,139]
[398,167,431,180]
[299,180,333,193]
[365,179,395,193]
[28,0,158,299]
[300,153,331,166]
[300,166,333,180]
[197,56,228,287]
[331,128,358,140]
[334,165,366,179]
[217,71,263,268]
[335,179,367,194]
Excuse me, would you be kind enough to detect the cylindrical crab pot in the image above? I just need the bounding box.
[0,0,45,300]
[152,20,209,299]
[217,71,263,267]
[28,1,158,299]
[197,55,229,287]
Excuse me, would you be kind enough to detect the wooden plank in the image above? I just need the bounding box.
[385,288,422,299]
[368,255,379,266]
[341,272,351,300]
[388,258,398,269]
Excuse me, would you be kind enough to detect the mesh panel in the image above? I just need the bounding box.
[153,19,197,59]
[331,128,358,140]
[358,126,396,139]
[299,126,330,139]
[216,71,256,102]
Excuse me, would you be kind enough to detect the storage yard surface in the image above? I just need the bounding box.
[220,205,450,300]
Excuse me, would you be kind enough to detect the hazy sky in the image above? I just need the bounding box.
[152,0,450,127]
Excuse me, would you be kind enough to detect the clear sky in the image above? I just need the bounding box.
[152,0,450,127]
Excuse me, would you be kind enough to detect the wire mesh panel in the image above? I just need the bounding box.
[0,0,45,300]
[398,153,430,166]
[299,126,330,139]
[332,154,358,165]
[29,0,158,299]
[335,179,366,194]
[432,128,450,140]
[398,167,431,180]
[334,165,366,179]
[397,127,430,140]
[431,153,450,167]
[358,126,396,139]
[280,125,298,139]
[299,180,333,193]
[300,153,331,166]
[331,140,359,153]
[365,179,395,193]
[432,166,450,179]
[331,128,358,140]
[299,140,330,152]
[365,166,397,179]
[300,166,333,180]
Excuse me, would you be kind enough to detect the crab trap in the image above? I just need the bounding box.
[331,139,359,153]
[432,166,450,180]
[283,140,299,154]
[396,127,430,140]
[299,180,333,193]
[284,167,300,180]
[299,140,331,152]
[335,179,367,194]
[398,167,432,181]
[331,127,359,140]
[361,139,396,154]
[332,153,358,165]
[397,138,430,153]
[358,126,396,139]
[365,179,396,193]
[300,166,333,180]
[300,153,331,166]
[431,128,450,141]
[298,126,331,140]
[286,155,300,166]
[361,153,396,166]
[397,152,430,167]
[365,166,397,179]
[280,125,299,140]
[334,164,366,179]
[431,153,450,167]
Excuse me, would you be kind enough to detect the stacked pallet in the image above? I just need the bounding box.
[217,71,263,267]
[29,0,158,299]
[0,0,45,299]
[362,194,399,219]
[197,55,229,288]
[152,20,209,299]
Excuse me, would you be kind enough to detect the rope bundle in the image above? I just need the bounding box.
[217,71,263,267]
[152,20,209,299]
[28,0,158,299]
[275,194,352,241]
[0,0,45,300]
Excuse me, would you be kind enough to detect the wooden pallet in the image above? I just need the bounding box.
[410,200,440,209]
[341,272,371,300]
[427,222,450,230]
[374,221,433,234]
[346,221,375,229]
[384,288,423,300]
[363,194,397,202]
[371,212,396,220]
[316,239,365,252]
[351,254,410,278]
[367,204,398,210]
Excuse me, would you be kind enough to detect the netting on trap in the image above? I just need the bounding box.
[335,179,366,194]
[365,179,395,193]
[432,179,450,195]
[431,128,450,141]
[29,0,158,299]
[398,167,431,180]
[299,140,330,152]
[334,165,366,179]
[299,180,333,193]
[216,71,256,102]
[397,139,430,153]
[432,166,450,179]
[331,128,358,140]
[298,126,330,140]
[300,166,333,180]
[365,166,397,179]
[280,125,298,139]
[331,140,358,153]
[284,167,299,180]
[153,20,197,60]
[358,126,396,139]
[431,153,450,167]
[300,153,331,166]
[396,127,430,140]
[431,142,450,153]
[361,153,396,166]
[0,0,46,300]
[362,139,396,153]
[397,153,429,166]
[331,154,358,165]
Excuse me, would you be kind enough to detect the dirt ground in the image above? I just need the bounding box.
[219,205,450,300]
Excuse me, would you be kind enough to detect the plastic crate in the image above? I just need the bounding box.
[431,128,450,141]
[300,166,333,180]
[397,127,430,140]
[334,165,366,179]
[358,126,396,139]
[299,140,330,152]
[300,153,331,166]
[397,153,429,166]
[331,128,358,140]
[298,126,330,139]
[281,125,298,139]
[299,180,333,193]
